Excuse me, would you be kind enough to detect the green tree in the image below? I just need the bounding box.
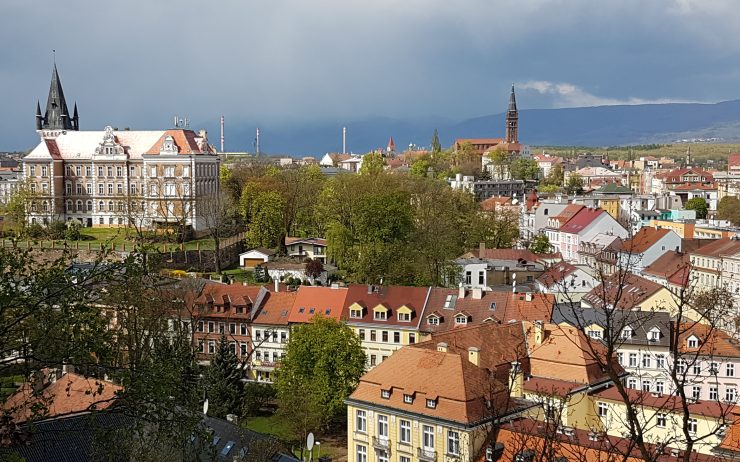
[565,173,584,195]
[3,181,36,236]
[543,164,564,187]
[529,234,552,254]
[244,190,285,249]
[204,336,244,419]
[470,208,520,250]
[359,152,385,176]
[241,382,277,417]
[717,196,740,225]
[510,157,539,180]
[685,197,708,219]
[486,147,510,179]
[431,128,442,154]
[453,142,480,177]
[274,316,366,434]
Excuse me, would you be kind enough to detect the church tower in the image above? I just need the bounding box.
[505,84,518,144]
[37,63,78,131]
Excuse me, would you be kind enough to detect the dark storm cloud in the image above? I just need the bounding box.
[1,0,739,150]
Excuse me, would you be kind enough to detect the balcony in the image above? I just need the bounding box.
[372,436,391,452]
[418,447,437,462]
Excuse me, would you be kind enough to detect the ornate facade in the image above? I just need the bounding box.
[23,65,219,232]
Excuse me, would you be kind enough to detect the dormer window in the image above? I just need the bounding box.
[381,389,391,399]
[426,398,437,409]
[428,317,439,326]
[403,394,414,404]
[374,311,387,321]
[455,314,468,325]
[648,328,661,342]
[687,335,699,349]
[397,305,413,322]
[349,303,364,319]
[621,326,633,339]
[160,135,179,154]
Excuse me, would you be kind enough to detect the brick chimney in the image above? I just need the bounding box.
[534,320,544,346]
[509,361,523,398]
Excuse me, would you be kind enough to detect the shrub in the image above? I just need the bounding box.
[47,221,67,240]
[65,221,82,241]
[26,223,45,239]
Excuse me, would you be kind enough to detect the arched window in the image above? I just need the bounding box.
[108,201,113,211]
[42,201,49,212]
[98,201,104,211]
[76,200,82,212]
[66,200,73,212]
[86,200,93,212]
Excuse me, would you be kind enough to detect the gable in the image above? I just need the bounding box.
[397,305,413,315]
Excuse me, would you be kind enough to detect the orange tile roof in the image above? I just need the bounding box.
[690,238,740,258]
[537,261,578,287]
[620,227,672,254]
[144,129,213,155]
[3,372,121,423]
[642,250,689,280]
[288,286,348,323]
[677,322,740,357]
[344,284,430,328]
[480,196,513,211]
[253,291,297,326]
[193,284,265,319]
[552,204,586,225]
[718,408,740,454]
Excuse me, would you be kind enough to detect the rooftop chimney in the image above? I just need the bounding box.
[472,288,483,300]
[458,284,466,300]
[525,292,533,302]
[509,361,523,398]
[479,242,486,257]
[534,320,544,346]
[437,342,448,353]
[468,347,480,366]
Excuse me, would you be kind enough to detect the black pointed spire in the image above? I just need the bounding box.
[72,102,79,130]
[41,63,75,130]
[508,84,517,112]
[35,100,43,130]
[505,84,519,144]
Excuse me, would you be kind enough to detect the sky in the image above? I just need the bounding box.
[2,0,740,151]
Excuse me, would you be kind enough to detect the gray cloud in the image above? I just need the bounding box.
[1,0,740,150]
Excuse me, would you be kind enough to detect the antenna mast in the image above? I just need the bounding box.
[220,115,224,152]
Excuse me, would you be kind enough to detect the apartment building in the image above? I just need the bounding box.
[344,284,430,369]
[249,290,296,382]
[284,237,327,263]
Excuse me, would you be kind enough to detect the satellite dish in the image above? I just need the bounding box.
[307,432,315,451]
[203,399,209,416]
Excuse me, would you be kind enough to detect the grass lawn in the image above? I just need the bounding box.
[243,413,348,461]
[221,268,259,284]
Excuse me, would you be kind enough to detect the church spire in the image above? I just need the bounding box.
[35,100,43,130]
[40,62,76,131]
[505,84,519,144]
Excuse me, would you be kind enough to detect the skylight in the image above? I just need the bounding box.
[221,441,235,455]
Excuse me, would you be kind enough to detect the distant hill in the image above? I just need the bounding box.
[217,100,740,156]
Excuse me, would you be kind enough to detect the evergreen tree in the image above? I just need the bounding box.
[431,128,442,154]
[204,335,244,419]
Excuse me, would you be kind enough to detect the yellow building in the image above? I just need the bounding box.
[345,321,622,462]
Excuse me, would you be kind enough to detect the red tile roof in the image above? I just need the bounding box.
[729,153,740,169]
[642,251,689,282]
[194,284,265,319]
[582,273,664,310]
[3,372,121,423]
[253,291,297,326]
[594,386,736,419]
[691,238,740,258]
[288,286,348,323]
[552,204,585,226]
[559,208,604,235]
[620,227,672,254]
[144,129,212,155]
[537,261,578,287]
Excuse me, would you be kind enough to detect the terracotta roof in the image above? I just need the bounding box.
[3,372,121,423]
[288,286,348,323]
[537,261,578,287]
[253,291,297,326]
[718,408,740,454]
[729,153,740,169]
[672,182,717,191]
[594,386,736,420]
[552,204,585,226]
[144,129,213,155]
[420,288,553,334]
[559,208,604,235]
[480,196,512,211]
[620,227,672,254]
[690,238,740,258]
[582,273,664,310]
[642,251,689,281]
[194,284,264,319]
[348,346,506,425]
[677,322,740,357]
[524,321,616,386]
[344,284,430,328]
[463,248,540,262]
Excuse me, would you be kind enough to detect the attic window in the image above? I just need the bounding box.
[160,135,179,154]
[620,327,633,339]
[381,389,391,399]
[374,311,387,321]
[444,295,454,309]
[426,398,437,409]
[325,309,331,315]
[350,306,363,318]
[455,315,468,325]
[298,307,305,313]
[398,312,411,322]
[309,308,315,314]
[648,328,661,342]
[427,316,440,326]
[489,302,497,311]
[403,394,414,404]
[687,335,699,349]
